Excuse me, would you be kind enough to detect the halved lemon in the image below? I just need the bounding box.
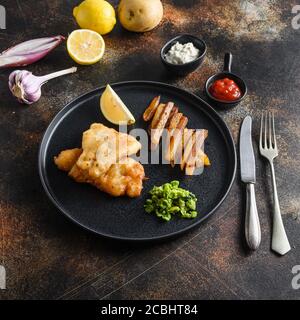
[67,29,105,65]
[100,85,135,125]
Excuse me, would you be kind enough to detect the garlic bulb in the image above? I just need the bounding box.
[8,67,77,105]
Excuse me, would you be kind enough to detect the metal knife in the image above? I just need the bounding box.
[240,116,261,250]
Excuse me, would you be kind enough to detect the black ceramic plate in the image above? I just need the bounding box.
[39,81,236,242]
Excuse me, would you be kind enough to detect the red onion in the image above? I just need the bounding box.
[0,35,65,68]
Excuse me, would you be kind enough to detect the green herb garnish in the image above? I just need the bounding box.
[144,181,198,221]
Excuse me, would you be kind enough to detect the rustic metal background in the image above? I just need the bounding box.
[0,0,299,299]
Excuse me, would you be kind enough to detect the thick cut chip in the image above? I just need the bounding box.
[150,102,174,150]
[150,103,165,129]
[168,116,188,165]
[143,96,160,121]
[165,106,178,128]
[185,130,208,175]
[180,129,195,170]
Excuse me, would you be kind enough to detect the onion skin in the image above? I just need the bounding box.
[0,35,65,68]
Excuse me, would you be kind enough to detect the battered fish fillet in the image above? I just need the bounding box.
[54,148,82,172]
[54,123,145,198]
[77,123,142,177]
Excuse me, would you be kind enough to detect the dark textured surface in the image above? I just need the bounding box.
[0,0,299,299]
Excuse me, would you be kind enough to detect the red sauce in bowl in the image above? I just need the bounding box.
[209,77,242,101]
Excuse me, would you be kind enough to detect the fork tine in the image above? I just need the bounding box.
[272,112,277,149]
[259,113,263,149]
[268,111,273,148]
[264,111,268,148]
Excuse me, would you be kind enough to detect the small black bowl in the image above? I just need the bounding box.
[205,53,247,109]
[160,34,207,76]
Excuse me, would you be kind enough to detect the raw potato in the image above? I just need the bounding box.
[118,0,163,32]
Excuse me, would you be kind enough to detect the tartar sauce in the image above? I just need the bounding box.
[164,42,200,65]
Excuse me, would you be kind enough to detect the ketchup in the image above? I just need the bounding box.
[209,77,241,101]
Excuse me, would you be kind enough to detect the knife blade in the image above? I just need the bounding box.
[239,116,261,250]
[240,116,256,183]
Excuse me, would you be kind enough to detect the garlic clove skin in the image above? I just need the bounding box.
[8,67,77,105]
[9,70,42,104]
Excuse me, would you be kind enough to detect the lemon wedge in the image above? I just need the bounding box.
[100,85,135,125]
[67,29,105,65]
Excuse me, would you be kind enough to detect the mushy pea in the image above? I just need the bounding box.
[144,181,198,221]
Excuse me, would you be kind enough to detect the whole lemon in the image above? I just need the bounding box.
[73,0,116,35]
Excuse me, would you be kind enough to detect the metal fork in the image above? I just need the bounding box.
[259,112,291,255]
